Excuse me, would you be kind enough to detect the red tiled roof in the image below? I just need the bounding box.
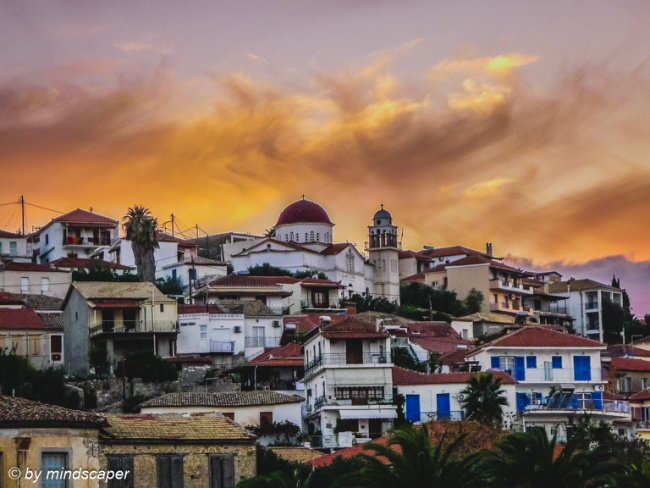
[611,357,650,372]
[471,327,605,351]
[320,243,353,256]
[320,316,389,339]
[1,262,68,273]
[208,274,293,288]
[283,315,321,334]
[249,343,304,367]
[0,396,106,427]
[445,255,529,275]
[275,199,334,226]
[0,308,47,329]
[52,208,117,226]
[309,435,392,467]
[440,348,473,365]
[408,322,459,337]
[410,337,473,354]
[392,366,517,385]
[0,292,24,306]
[398,250,433,261]
[629,389,650,401]
[401,272,425,282]
[299,278,342,287]
[50,257,133,270]
[421,246,491,259]
[0,229,23,238]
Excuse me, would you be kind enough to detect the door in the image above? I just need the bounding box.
[437,393,450,420]
[102,310,115,332]
[346,340,363,364]
[369,419,383,439]
[516,392,529,411]
[406,394,421,422]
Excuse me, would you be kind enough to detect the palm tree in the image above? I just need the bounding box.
[618,460,650,488]
[486,427,621,488]
[460,372,508,428]
[357,424,491,488]
[237,469,314,488]
[123,206,159,282]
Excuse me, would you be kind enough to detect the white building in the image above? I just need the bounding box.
[392,366,518,424]
[548,278,624,342]
[0,229,31,263]
[301,316,396,449]
[36,208,119,264]
[0,262,71,299]
[466,326,629,439]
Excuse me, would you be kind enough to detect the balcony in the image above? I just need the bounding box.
[63,236,112,247]
[525,398,629,416]
[89,320,176,337]
[585,301,599,311]
[304,353,390,377]
[300,299,342,310]
[490,300,522,312]
[489,279,533,295]
[210,340,235,353]
[244,336,281,349]
[312,394,394,411]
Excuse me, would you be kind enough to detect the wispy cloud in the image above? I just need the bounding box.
[114,41,173,55]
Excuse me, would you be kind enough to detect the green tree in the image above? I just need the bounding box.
[358,424,490,488]
[123,206,159,282]
[459,372,508,428]
[115,350,178,382]
[463,288,484,314]
[602,297,625,344]
[487,427,621,488]
[88,344,111,378]
[73,266,137,282]
[391,345,426,372]
[248,263,294,276]
[155,275,184,295]
[247,421,301,446]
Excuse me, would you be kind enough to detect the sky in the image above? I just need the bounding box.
[1,1,649,315]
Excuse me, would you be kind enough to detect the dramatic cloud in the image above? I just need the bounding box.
[1,46,649,316]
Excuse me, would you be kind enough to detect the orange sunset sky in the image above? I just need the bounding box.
[1,1,649,314]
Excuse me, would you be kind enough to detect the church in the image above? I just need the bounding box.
[223,197,402,304]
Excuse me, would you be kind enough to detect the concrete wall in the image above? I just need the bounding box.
[177,313,245,355]
[446,264,491,311]
[1,331,64,369]
[64,288,92,377]
[0,269,71,299]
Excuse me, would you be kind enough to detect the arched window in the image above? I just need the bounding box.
[346,251,355,272]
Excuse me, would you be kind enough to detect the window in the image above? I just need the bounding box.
[642,378,648,390]
[575,392,593,410]
[107,455,134,488]
[619,377,632,393]
[316,233,320,241]
[28,335,40,356]
[41,277,50,292]
[260,411,273,426]
[9,242,17,255]
[526,356,537,368]
[552,356,562,369]
[160,304,164,313]
[42,452,68,488]
[200,325,207,340]
[290,232,294,241]
[21,277,28,292]
[309,231,314,242]
[45,234,49,245]
[494,356,515,372]
[222,412,235,421]
[157,455,183,488]
[346,251,355,273]
[210,455,235,488]
[51,335,62,361]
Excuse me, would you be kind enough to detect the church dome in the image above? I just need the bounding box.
[373,204,392,221]
[275,198,334,226]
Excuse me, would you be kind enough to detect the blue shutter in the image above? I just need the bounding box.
[491,356,500,369]
[405,395,421,422]
[552,356,562,369]
[526,356,537,369]
[516,392,529,411]
[592,391,603,410]
[437,393,451,420]
[515,356,526,381]
[574,356,591,381]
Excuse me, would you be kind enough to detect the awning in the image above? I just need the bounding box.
[91,300,141,309]
[339,408,398,420]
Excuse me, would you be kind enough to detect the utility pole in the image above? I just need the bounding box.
[188,256,195,305]
[195,224,199,238]
[171,214,175,237]
[20,196,26,235]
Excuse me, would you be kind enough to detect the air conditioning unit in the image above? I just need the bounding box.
[594,384,605,392]
[51,353,62,362]
[233,326,242,333]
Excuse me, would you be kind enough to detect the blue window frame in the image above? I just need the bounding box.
[526,356,537,368]
[552,356,562,369]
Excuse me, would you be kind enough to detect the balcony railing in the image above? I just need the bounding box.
[510,367,604,383]
[210,340,235,353]
[525,398,629,414]
[489,279,533,294]
[89,320,176,337]
[585,301,599,310]
[244,336,281,349]
[63,236,112,246]
[300,299,337,310]
[305,353,390,377]
[312,394,393,411]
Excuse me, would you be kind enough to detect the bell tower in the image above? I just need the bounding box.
[366,204,401,304]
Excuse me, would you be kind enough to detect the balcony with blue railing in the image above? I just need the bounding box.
[304,352,390,377]
[503,367,604,383]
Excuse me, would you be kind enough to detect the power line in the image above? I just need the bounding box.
[24,202,64,214]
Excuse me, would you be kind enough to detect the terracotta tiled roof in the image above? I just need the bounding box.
[320,243,353,256]
[180,255,225,266]
[139,391,304,409]
[0,262,68,273]
[548,279,620,294]
[103,414,253,441]
[602,344,650,359]
[445,255,530,275]
[52,208,118,225]
[208,274,296,288]
[218,299,277,316]
[611,357,650,372]
[283,315,321,334]
[392,366,517,386]
[71,282,172,301]
[309,435,392,467]
[299,278,343,288]
[440,348,473,365]
[0,229,24,238]
[320,316,389,339]
[0,396,106,427]
[275,199,334,226]
[454,312,515,325]
[408,322,459,337]
[409,337,473,354]
[36,312,63,329]
[0,308,48,329]
[629,389,650,401]
[470,327,604,352]
[178,303,228,315]
[398,250,433,261]
[401,272,425,282]
[0,292,24,306]
[17,294,64,311]
[50,257,133,271]
[249,343,303,367]
[268,447,326,463]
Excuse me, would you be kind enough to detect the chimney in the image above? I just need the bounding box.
[486,242,493,256]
